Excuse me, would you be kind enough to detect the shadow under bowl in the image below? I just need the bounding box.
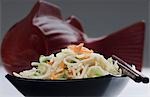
[6,74,129,97]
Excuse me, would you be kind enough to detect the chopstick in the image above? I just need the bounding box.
[112,55,149,84]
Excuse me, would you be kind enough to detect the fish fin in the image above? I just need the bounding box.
[86,21,145,71]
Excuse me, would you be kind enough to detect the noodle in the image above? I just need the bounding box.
[13,43,122,80]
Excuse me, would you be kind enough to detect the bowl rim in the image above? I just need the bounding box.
[5,74,128,83]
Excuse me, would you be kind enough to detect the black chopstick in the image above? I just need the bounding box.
[112,55,149,84]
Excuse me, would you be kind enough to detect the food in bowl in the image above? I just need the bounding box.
[2,0,147,96]
[13,43,122,80]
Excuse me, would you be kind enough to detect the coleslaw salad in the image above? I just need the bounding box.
[13,43,122,80]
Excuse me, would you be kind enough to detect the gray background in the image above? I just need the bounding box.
[0,0,149,68]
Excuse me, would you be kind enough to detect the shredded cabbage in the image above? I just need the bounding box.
[13,43,122,80]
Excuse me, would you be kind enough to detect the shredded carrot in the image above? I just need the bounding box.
[68,70,73,75]
[47,60,54,65]
[50,72,58,80]
[68,43,93,54]
[80,47,93,53]
[68,43,83,53]
[59,62,65,69]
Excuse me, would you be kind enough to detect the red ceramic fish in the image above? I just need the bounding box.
[1,0,145,74]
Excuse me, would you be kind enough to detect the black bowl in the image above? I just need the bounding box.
[6,74,129,97]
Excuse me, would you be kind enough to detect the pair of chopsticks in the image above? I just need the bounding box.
[112,55,149,84]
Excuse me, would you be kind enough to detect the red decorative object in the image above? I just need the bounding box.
[1,0,145,74]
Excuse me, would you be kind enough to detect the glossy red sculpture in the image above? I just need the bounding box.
[1,0,145,74]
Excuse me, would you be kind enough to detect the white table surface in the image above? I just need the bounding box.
[0,65,149,97]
